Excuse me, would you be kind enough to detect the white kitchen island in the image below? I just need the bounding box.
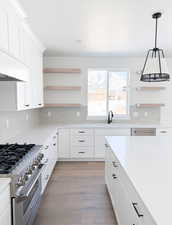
[105,136,172,225]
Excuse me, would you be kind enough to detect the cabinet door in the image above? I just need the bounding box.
[95,136,106,158]
[0,4,8,53]
[30,41,43,108]
[111,177,140,225]
[95,129,130,158]
[58,129,70,158]
[8,13,21,60]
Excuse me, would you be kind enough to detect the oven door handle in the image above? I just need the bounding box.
[16,164,45,202]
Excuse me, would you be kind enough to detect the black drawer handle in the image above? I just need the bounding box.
[25,104,30,107]
[78,131,85,133]
[112,161,118,168]
[78,152,85,154]
[78,140,85,142]
[53,143,56,146]
[132,203,144,217]
[112,174,117,179]
[160,131,167,133]
[38,103,42,106]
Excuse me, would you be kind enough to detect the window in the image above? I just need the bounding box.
[87,69,129,119]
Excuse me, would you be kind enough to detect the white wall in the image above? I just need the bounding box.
[41,56,172,124]
[0,109,39,141]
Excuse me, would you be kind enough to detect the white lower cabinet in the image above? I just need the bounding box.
[95,129,130,158]
[0,185,11,225]
[58,129,70,158]
[105,146,156,225]
[41,132,58,193]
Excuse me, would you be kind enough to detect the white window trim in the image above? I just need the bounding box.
[87,68,130,121]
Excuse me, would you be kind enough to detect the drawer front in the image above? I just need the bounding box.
[71,129,94,136]
[71,136,94,146]
[156,128,172,136]
[0,204,11,225]
[0,186,10,217]
[118,164,156,225]
[95,128,131,136]
[71,147,94,158]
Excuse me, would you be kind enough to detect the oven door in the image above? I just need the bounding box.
[12,171,42,225]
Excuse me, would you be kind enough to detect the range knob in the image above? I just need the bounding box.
[16,177,25,187]
[26,168,32,177]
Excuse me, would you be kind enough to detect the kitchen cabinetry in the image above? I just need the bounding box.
[71,129,94,158]
[95,129,130,158]
[105,144,156,225]
[59,129,70,158]
[41,133,58,193]
[0,183,11,225]
[0,3,8,53]
[156,128,172,136]
[0,0,44,111]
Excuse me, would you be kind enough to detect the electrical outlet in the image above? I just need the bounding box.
[144,112,148,117]
[6,119,9,129]
[133,111,138,118]
[48,111,52,117]
[76,111,80,117]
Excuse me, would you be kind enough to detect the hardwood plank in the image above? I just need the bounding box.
[34,162,117,225]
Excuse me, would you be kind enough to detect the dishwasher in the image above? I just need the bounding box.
[131,128,156,136]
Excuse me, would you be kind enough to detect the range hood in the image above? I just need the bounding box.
[0,51,29,82]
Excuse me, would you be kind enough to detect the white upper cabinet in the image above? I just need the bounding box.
[0,3,8,53]
[0,0,45,111]
[8,13,21,60]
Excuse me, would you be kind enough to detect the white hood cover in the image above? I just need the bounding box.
[0,51,29,82]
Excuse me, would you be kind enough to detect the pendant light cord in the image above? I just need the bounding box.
[155,17,158,49]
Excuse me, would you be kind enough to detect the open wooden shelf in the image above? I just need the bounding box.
[44,86,81,91]
[136,86,166,91]
[44,68,81,73]
[136,103,165,108]
[44,103,81,108]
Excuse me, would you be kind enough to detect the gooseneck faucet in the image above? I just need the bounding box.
[107,110,114,124]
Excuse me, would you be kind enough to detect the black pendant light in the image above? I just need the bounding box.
[140,12,170,82]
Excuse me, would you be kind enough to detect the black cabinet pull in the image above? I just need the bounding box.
[112,174,117,179]
[25,104,30,107]
[38,103,42,106]
[78,140,85,142]
[112,161,118,168]
[132,203,144,217]
[53,143,56,146]
[78,152,85,154]
[78,131,85,133]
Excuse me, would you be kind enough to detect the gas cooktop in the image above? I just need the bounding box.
[0,144,36,174]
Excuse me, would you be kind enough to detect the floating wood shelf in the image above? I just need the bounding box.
[136,86,166,91]
[44,68,81,73]
[136,103,165,108]
[44,104,81,108]
[44,86,81,91]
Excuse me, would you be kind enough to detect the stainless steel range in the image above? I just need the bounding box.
[0,144,44,225]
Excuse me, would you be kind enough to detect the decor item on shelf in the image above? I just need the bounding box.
[140,12,170,82]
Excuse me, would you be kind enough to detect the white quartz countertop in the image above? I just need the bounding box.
[1,122,171,145]
[106,136,172,225]
[45,122,171,129]
[2,125,58,145]
[0,178,11,193]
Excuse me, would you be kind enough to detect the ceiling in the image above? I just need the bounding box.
[19,0,172,57]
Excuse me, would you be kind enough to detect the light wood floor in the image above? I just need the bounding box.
[34,162,117,225]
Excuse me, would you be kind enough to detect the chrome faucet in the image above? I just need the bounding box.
[107,110,114,124]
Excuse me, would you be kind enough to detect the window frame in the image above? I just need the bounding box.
[87,68,130,121]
